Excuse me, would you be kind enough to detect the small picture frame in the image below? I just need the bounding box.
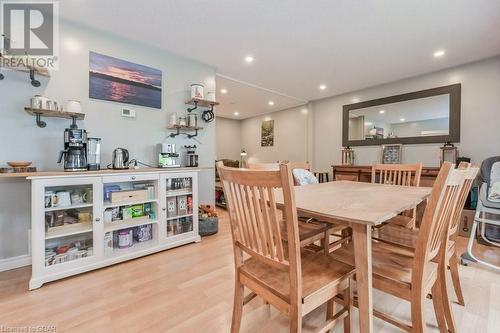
[381,144,402,164]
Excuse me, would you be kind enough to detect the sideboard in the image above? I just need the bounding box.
[332,165,441,187]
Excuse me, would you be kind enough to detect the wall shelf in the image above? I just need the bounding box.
[167,124,203,138]
[184,98,218,123]
[0,54,51,77]
[24,107,85,128]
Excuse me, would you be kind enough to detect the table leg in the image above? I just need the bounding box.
[351,223,373,333]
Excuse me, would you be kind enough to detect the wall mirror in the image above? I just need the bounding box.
[342,83,461,146]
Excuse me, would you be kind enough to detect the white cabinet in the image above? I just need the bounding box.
[159,172,199,246]
[29,170,201,290]
[31,177,103,289]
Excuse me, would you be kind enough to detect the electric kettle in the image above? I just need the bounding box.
[111,148,129,169]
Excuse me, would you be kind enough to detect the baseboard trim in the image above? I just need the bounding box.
[0,254,31,272]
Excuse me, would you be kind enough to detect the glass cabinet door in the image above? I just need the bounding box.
[42,181,98,267]
[164,175,196,238]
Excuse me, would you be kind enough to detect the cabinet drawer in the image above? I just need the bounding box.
[102,173,159,184]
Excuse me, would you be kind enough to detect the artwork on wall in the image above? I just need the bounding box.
[89,51,162,109]
[381,144,403,164]
[261,119,274,147]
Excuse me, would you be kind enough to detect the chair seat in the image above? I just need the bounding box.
[330,242,437,299]
[372,224,419,249]
[280,220,331,245]
[386,214,415,228]
[373,224,456,256]
[240,250,354,304]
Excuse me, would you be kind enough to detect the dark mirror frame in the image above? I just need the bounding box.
[342,83,461,147]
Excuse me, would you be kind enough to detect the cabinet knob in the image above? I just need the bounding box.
[95,218,101,222]
[131,176,136,180]
[162,208,166,211]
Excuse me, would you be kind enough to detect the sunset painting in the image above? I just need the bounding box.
[89,52,162,109]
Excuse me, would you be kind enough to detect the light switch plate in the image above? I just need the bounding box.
[122,109,136,118]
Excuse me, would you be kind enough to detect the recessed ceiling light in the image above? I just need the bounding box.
[319,84,327,90]
[244,56,254,63]
[433,50,445,58]
[220,89,227,94]
[400,118,405,122]
[268,101,274,106]
[379,110,385,114]
[234,112,239,116]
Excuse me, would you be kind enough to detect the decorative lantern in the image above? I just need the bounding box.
[240,148,247,167]
[342,147,355,165]
[440,142,458,166]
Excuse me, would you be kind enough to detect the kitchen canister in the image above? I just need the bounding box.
[187,113,197,127]
[66,100,82,113]
[118,229,133,248]
[190,84,204,99]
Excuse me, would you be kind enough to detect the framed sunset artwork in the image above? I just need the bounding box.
[89,52,162,109]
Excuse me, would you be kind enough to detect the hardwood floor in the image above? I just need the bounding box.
[0,210,499,332]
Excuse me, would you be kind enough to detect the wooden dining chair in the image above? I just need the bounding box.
[331,162,466,333]
[372,163,423,228]
[217,161,355,333]
[372,162,479,311]
[245,162,330,252]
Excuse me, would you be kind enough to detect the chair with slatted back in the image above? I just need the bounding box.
[245,162,331,253]
[331,162,466,333]
[372,163,423,228]
[372,162,479,315]
[217,161,355,333]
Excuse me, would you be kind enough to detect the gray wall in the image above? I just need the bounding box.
[240,105,312,164]
[313,56,500,169]
[0,20,216,261]
[215,117,242,161]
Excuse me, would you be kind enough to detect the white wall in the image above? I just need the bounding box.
[215,117,242,161]
[313,56,500,170]
[240,105,311,164]
[0,19,216,261]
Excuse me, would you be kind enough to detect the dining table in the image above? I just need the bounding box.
[275,180,432,333]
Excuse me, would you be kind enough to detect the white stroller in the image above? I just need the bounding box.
[462,156,500,270]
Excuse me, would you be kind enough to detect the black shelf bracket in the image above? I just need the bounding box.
[187,128,199,139]
[169,127,181,138]
[35,113,46,128]
[168,127,199,139]
[187,100,198,112]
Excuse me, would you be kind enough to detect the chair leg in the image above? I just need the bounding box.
[410,293,426,333]
[343,279,353,333]
[290,304,302,333]
[431,280,449,333]
[449,253,465,306]
[438,261,457,333]
[231,278,245,333]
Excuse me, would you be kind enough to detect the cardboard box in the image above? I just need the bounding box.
[459,209,476,237]
[110,189,148,204]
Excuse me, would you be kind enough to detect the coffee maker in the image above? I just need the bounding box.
[58,128,88,171]
[184,145,199,167]
[157,143,180,168]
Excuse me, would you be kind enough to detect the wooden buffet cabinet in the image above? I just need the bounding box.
[332,165,441,187]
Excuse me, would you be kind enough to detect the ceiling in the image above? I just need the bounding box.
[59,0,500,118]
